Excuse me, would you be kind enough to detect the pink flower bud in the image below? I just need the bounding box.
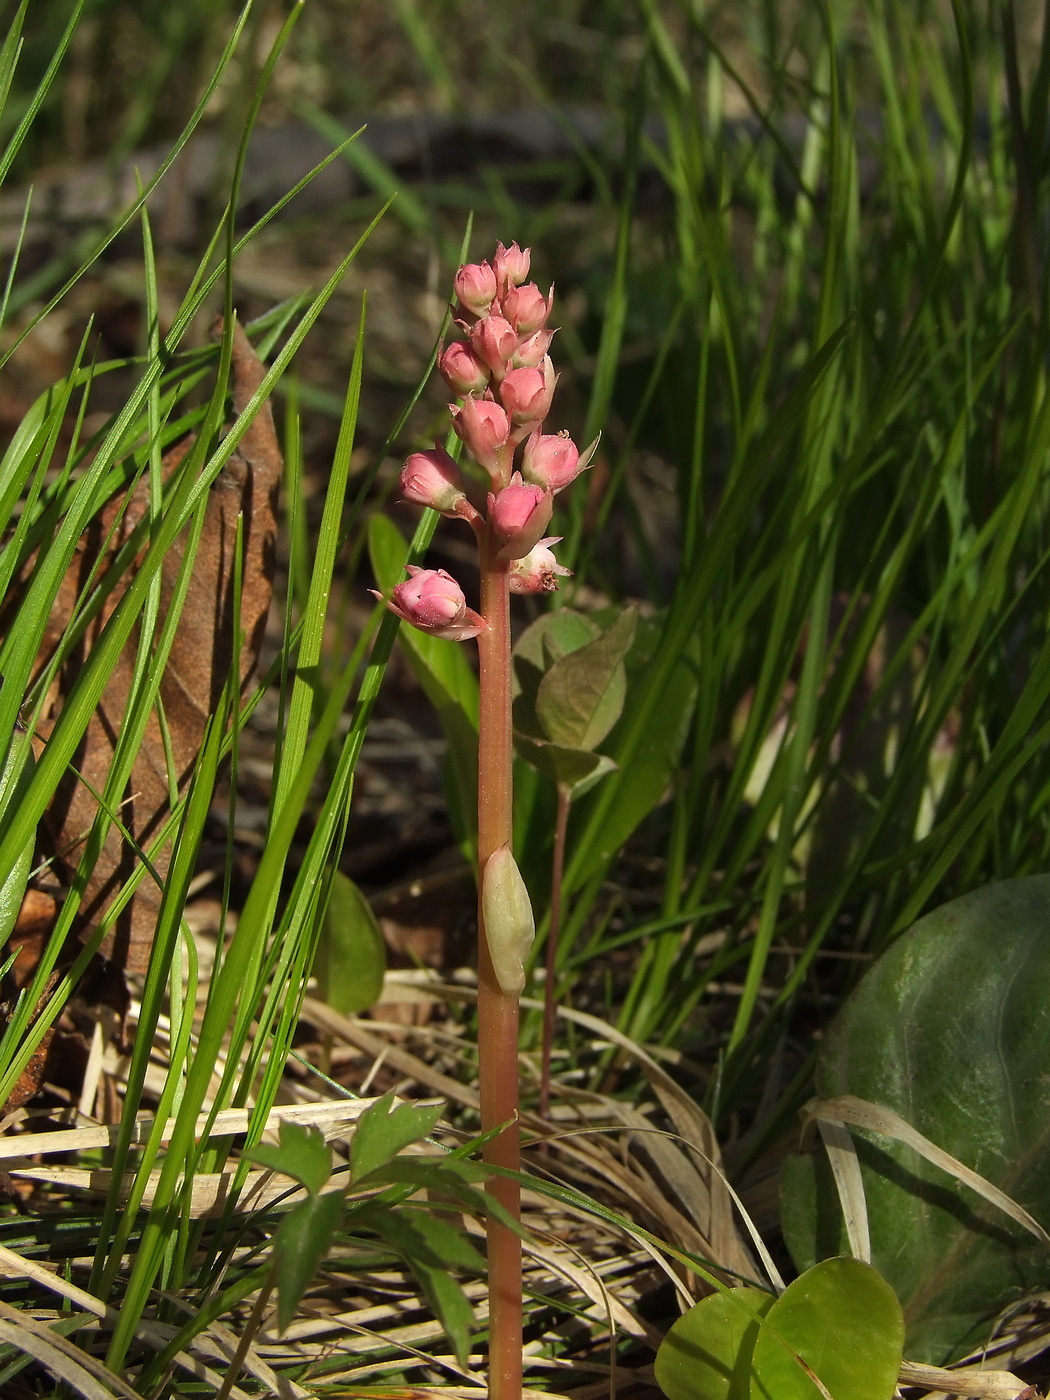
[488,471,554,560]
[508,537,572,593]
[521,430,580,492]
[502,282,553,337]
[439,341,489,396]
[373,566,487,640]
[470,315,518,380]
[453,261,497,315]
[399,447,466,514]
[450,395,511,475]
[510,327,555,368]
[500,363,555,427]
[493,241,530,289]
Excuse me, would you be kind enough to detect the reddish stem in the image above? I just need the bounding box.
[475,528,522,1400]
[539,782,571,1127]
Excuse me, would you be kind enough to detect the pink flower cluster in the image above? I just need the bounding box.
[376,243,595,637]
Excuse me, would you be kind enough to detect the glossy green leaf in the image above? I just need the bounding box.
[654,1286,774,1400]
[781,877,1050,1363]
[750,1258,903,1400]
[312,869,386,1016]
[536,605,637,751]
[273,1190,345,1332]
[350,1090,444,1184]
[248,1121,332,1197]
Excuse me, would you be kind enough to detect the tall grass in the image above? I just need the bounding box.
[516,0,1050,1139]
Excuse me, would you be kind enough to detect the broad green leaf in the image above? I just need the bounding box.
[512,609,601,739]
[781,877,1050,1363]
[537,606,637,751]
[512,734,617,799]
[750,1258,902,1400]
[312,870,386,1016]
[514,608,601,674]
[358,1154,489,1185]
[655,1286,774,1400]
[350,1091,444,1184]
[273,1190,345,1332]
[248,1121,332,1198]
[368,512,478,850]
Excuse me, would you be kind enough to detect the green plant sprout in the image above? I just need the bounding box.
[373,243,596,1400]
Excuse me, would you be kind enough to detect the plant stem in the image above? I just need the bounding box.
[475,532,522,1400]
[539,782,571,1126]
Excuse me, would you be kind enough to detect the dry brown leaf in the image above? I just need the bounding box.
[802,1095,1050,1250]
[0,1095,376,1161]
[898,1359,1033,1398]
[35,318,281,972]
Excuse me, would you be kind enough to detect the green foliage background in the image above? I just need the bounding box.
[1,0,1050,1390]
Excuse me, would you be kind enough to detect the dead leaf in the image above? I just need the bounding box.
[5,888,58,987]
[34,318,281,972]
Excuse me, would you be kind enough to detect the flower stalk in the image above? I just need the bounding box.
[373,243,593,1400]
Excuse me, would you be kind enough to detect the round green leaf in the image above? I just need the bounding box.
[536,605,637,751]
[513,609,601,674]
[512,609,600,739]
[655,1287,774,1400]
[751,1258,903,1400]
[782,877,1050,1363]
[312,869,386,1015]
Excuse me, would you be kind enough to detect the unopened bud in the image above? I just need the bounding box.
[521,429,598,493]
[400,446,466,514]
[471,316,519,380]
[493,241,531,290]
[481,844,535,996]
[439,341,489,396]
[454,261,497,315]
[511,327,554,368]
[488,472,553,560]
[451,395,511,477]
[502,282,553,337]
[500,362,555,427]
[372,566,487,641]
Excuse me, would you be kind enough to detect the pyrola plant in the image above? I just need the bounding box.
[372,243,594,1400]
